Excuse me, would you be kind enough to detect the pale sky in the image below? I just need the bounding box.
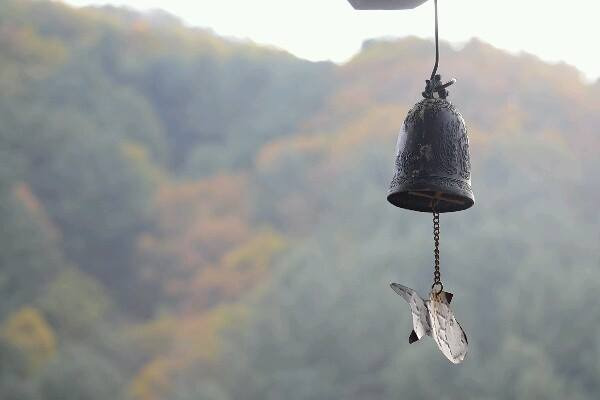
[63,0,600,81]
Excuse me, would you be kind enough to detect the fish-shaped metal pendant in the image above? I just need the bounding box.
[390,282,468,364]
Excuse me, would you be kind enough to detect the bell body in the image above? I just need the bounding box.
[388,98,474,213]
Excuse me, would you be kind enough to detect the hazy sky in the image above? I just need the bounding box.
[63,0,600,81]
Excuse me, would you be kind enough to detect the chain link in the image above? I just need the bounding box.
[432,211,443,294]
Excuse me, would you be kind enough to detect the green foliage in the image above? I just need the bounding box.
[39,345,126,400]
[0,339,38,400]
[0,184,63,318]
[37,268,111,339]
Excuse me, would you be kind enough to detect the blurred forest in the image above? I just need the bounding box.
[0,0,599,399]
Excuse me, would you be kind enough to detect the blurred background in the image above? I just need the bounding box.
[0,0,599,399]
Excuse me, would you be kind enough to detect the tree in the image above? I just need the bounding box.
[1,307,56,374]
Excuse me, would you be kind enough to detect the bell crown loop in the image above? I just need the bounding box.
[422,74,456,99]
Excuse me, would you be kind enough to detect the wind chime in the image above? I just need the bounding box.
[348,0,474,364]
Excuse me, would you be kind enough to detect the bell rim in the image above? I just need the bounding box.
[387,175,474,213]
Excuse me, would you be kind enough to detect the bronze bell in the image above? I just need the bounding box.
[388,75,474,213]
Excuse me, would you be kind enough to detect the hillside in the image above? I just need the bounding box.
[0,1,598,399]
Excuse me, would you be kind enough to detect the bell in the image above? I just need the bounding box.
[387,75,474,213]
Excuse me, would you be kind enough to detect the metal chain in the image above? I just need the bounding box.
[432,211,443,294]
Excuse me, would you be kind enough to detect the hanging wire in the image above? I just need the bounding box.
[422,0,455,99]
[430,0,439,81]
